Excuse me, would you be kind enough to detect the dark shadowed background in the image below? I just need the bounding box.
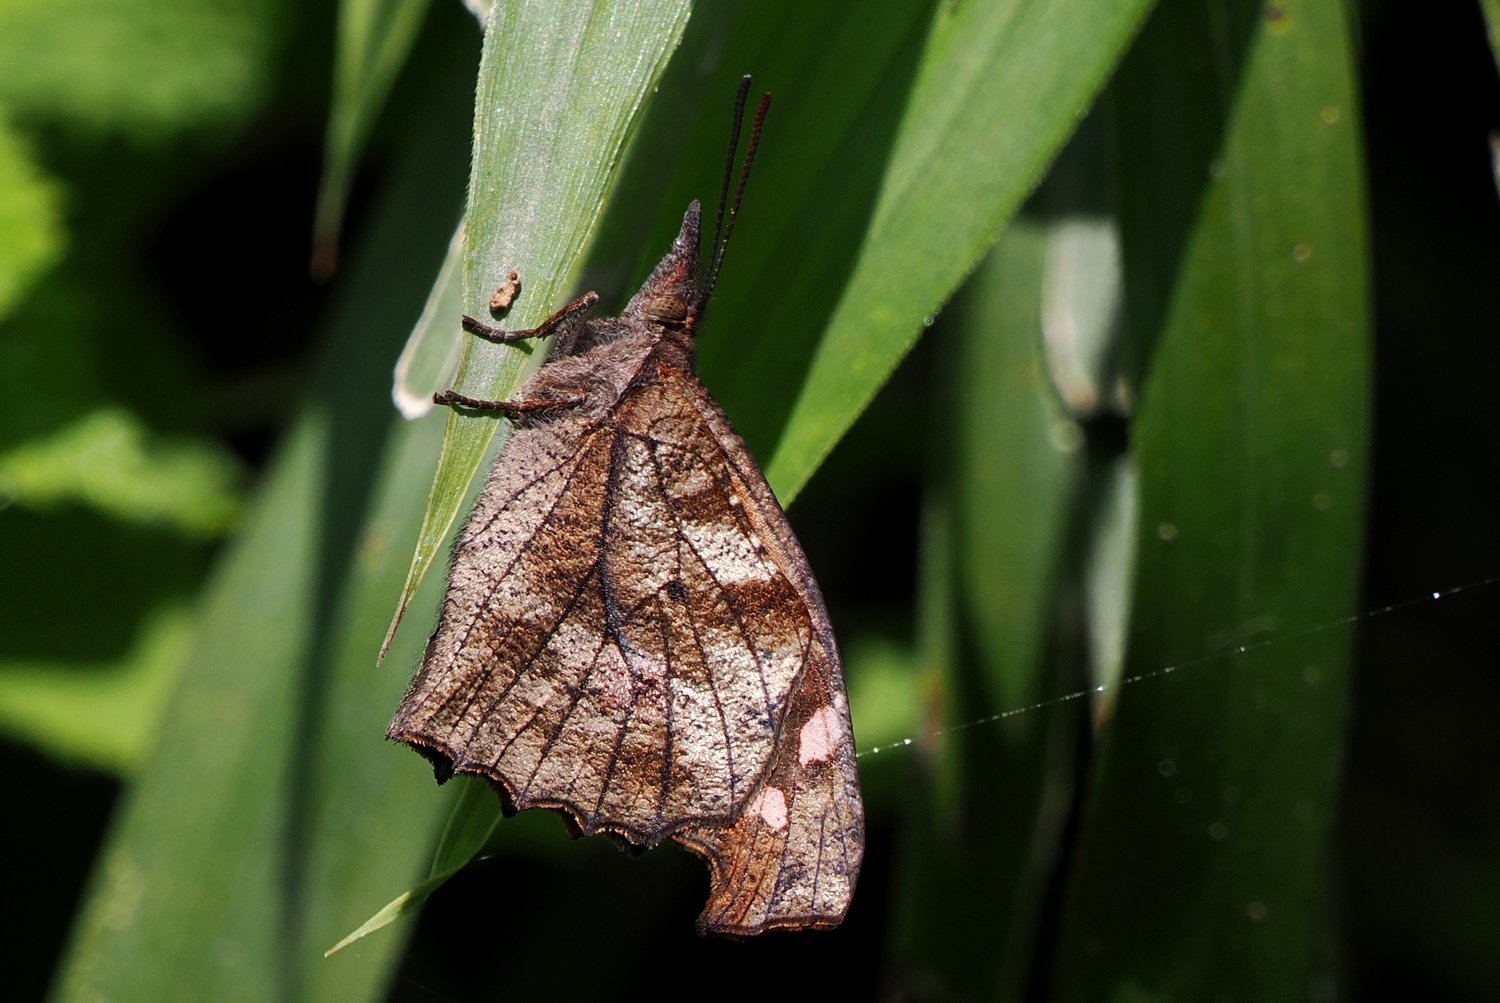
[2,1,1497,1000]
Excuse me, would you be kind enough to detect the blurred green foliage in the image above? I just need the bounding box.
[0,0,290,773]
[2,1,1496,1001]
[0,0,276,135]
[0,408,240,535]
[0,111,63,317]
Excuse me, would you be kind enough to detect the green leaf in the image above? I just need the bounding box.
[320,869,452,960]
[0,110,63,319]
[843,633,922,754]
[581,0,1157,507]
[756,0,1157,501]
[324,778,494,957]
[0,501,214,774]
[0,408,241,536]
[891,213,1094,999]
[424,775,500,874]
[1481,0,1500,74]
[0,0,276,138]
[314,0,440,273]
[0,601,192,773]
[1052,1,1369,996]
[382,0,692,657]
[950,223,1089,714]
[53,50,479,1001]
[391,225,466,418]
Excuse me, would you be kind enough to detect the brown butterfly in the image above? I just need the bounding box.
[388,78,864,936]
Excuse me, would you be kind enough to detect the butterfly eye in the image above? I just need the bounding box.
[643,294,689,324]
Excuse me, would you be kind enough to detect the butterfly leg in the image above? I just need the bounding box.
[433,389,586,418]
[439,290,600,418]
[461,291,599,343]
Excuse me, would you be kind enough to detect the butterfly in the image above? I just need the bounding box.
[387,77,864,936]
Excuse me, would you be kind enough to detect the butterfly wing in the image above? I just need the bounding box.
[388,370,856,865]
[644,372,864,934]
[672,638,862,934]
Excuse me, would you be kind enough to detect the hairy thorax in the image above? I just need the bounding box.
[522,324,696,419]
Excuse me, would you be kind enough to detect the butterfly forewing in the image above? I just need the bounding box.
[391,373,829,845]
[390,417,629,822]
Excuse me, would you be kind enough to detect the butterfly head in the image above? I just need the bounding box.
[625,78,771,338]
[625,200,705,331]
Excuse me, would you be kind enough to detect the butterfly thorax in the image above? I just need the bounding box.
[517,202,706,421]
[513,318,695,421]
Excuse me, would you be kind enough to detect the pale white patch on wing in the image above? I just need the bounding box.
[605,434,677,609]
[752,786,788,831]
[798,705,842,766]
[678,519,774,585]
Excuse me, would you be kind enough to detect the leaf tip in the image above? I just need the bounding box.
[378,604,407,665]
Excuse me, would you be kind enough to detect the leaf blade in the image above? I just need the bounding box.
[382,0,692,655]
[1053,1,1370,995]
[313,0,437,273]
[761,0,1156,500]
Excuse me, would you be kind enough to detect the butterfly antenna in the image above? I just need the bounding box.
[704,77,771,305]
[708,76,752,271]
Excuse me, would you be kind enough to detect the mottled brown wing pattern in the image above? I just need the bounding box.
[674,640,861,935]
[392,78,863,934]
[651,371,864,935]
[389,376,820,845]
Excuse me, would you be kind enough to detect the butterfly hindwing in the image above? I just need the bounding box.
[674,639,862,935]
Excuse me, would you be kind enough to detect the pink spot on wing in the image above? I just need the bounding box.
[754,787,788,831]
[798,706,840,766]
